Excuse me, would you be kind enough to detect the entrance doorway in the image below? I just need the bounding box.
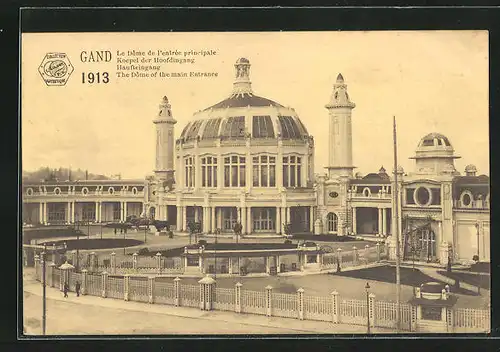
[405,224,437,262]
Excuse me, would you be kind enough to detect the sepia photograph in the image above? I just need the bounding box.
[21,30,490,336]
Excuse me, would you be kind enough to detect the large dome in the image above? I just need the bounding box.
[178,58,310,143]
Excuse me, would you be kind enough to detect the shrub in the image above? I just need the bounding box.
[472,255,479,262]
[284,239,292,244]
[138,248,149,255]
[198,240,207,246]
[168,231,174,238]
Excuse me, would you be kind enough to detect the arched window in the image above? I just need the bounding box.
[184,156,195,188]
[327,213,338,233]
[252,155,276,187]
[224,155,246,187]
[283,155,302,187]
[201,156,218,187]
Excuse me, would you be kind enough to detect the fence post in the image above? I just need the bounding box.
[235,282,242,313]
[110,252,116,275]
[337,248,343,271]
[352,246,358,265]
[368,293,375,328]
[59,265,64,291]
[48,263,56,288]
[331,290,339,323]
[132,253,138,270]
[446,307,454,333]
[410,304,417,332]
[148,277,155,304]
[265,285,273,317]
[376,242,381,262]
[34,255,40,281]
[89,252,96,272]
[81,269,88,295]
[156,253,162,275]
[297,288,304,320]
[71,250,77,265]
[124,274,130,301]
[101,271,108,298]
[174,277,181,306]
[198,275,216,311]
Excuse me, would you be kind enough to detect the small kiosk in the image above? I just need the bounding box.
[408,281,458,333]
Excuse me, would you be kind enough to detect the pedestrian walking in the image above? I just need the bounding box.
[63,282,69,298]
[75,281,81,297]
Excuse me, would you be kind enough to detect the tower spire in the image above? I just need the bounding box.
[325,73,356,179]
[232,57,253,97]
[153,95,177,185]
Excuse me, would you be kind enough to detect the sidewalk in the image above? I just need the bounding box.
[23,272,396,335]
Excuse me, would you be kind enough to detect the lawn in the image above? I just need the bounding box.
[334,265,477,296]
[41,238,144,250]
[437,271,490,290]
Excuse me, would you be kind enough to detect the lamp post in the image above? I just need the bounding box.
[144,221,147,243]
[41,249,47,335]
[475,221,481,294]
[365,282,371,334]
[75,214,80,272]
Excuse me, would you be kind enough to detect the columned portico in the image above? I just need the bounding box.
[382,208,387,236]
[352,206,357,234]
[211,207,216,232]
[241,206,247,234]
[276,207,281,234]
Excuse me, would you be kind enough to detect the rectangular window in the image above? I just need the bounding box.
[224,166,230,187]
[240,165,246,187]
[253,164,259,186]
[201,166,206,187]
[290,165,296,186]
[213,166,217,187]
[297,165,302,187]
[283,165,289,187]
[269,165,276,187]
[231,166,238,187]
[261,165,268,187]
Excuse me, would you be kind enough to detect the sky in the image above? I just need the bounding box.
[22,31,489,179]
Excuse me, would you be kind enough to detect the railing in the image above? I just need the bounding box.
[34,267,490,333]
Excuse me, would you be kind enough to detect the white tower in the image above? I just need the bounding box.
[153,96,177,182]
[325,73,356,179]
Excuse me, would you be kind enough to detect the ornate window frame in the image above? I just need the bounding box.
[82,187,89,196]
[222,153,246,188]
[252,153,277,188]
[132,187,138,195]
[283,153,302,188]
[26,188,33,196]
[327,212,338,233]
[460,190,473,208]
[108,187,115,195]
[362,187,371,197]
[414,186,432,207]
[184,155,195,188]
[200,154,218,188]
[54,187,61,195]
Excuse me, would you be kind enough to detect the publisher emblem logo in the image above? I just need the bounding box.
[38,53,74,86]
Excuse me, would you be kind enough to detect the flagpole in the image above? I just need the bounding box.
[393,116,401,332]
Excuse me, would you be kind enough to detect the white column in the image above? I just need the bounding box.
[43,202,48,224]
[211,207,216,232]
[67,202,71,224]
[182,206,187,231]
[276,207,281,234]
[286,207,291,225]
[218,207,223,232]
[123,201,128,221]
[176,206,182,231]
[194,207,199,222]
[309,206,314,233]
[95,202,100,222]
[382,208,387,236]
[246,207,251,234]
[378,208,383,236]
[71,201,75,223]
[352,207,357,234]
[241,207,246,234]
[280,207,286,229]
[237,207,241,223]
[39,202,43,224]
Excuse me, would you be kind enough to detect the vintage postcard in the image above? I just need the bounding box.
[21,30,490,336]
